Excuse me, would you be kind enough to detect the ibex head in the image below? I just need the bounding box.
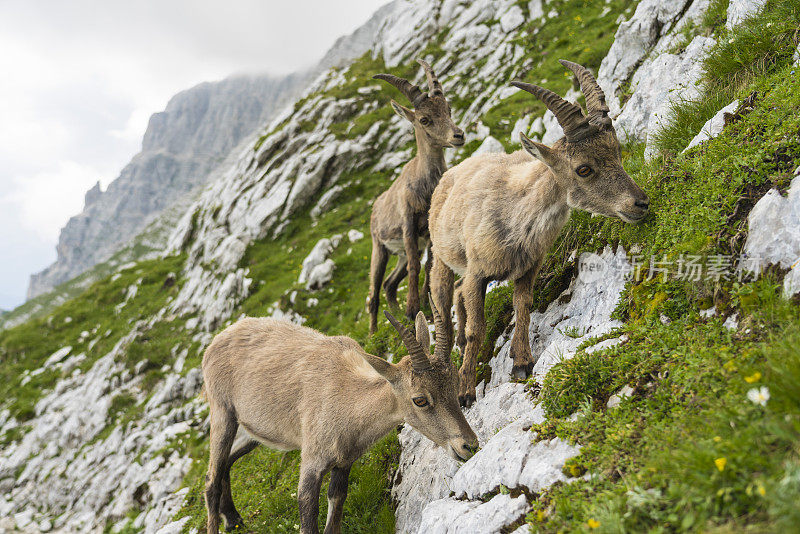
[513,60,650,223]
[373,58,465,148]
[375,302,478,462]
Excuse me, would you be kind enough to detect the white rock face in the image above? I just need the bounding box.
[598,0,768,153]
[598,0,695,119]
[0,313,201,533]
[726,0,767,29]
[306,259,336,291]
[473,135,506,155]
[43,346,72,368]
[416,494,530,534]
[683,100,739,152]
[451,423,577,498]
[528,0,544,19]
[743,174,800,297]
[607,385,635,408]
[299,238,335,285]
[639,35,716,159]
[500,5,525,32]
[394,246,631,532]
[510,115,531,145]
[347,229,365,242]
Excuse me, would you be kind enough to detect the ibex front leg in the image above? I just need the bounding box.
[298,459,327,534]
[421,241,433,312]
[323,464,351,534]
[459,274,487,408]
[402,217,421,321]
[511,268,537,379]
[430,255,455,351]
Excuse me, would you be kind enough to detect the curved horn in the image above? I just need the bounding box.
[558,60,612,128]
[384,310,432,372]
[373,73,426,107]
[429,294,450,364]
[417,59,443,97]
[510,81,599,142]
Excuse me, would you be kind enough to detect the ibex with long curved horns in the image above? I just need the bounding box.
[368,58,464,333]
[201,301,477,534]
[429,60,650,407]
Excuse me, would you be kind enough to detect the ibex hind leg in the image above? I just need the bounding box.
[383,255,407,309]
[455,283,467,356]
[368,237,389,334]
[219,429,260,531]
[430,256,455,355]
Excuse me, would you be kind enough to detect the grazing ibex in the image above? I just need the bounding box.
[429,60,650,407]
[368,58,464,333]
[201,303,478,534]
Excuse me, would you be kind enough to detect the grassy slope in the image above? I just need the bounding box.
[0,0,798,532]
[526,2,800,531]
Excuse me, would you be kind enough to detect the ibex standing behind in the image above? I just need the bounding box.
[368,59,464,333]
[429,60,650,406]
[201,303,477,534]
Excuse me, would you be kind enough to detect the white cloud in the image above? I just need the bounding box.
[1,161,106,242]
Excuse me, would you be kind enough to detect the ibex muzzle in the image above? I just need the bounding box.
[201,298,477,533]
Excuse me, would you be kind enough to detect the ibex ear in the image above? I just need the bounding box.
[362,353,401,384]
[414,311,431,354]
[520,132,556,167]
[390,99,416,123]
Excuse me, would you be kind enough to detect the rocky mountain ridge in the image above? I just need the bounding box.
[26,2,397,301]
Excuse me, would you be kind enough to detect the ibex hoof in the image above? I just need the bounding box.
[458,392,476,408]
[511,363,533,381]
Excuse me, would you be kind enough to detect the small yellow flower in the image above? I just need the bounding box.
[715,457,727,472]
[536,510,545,522]
[757,484,766,496]
[744,371,762,383]
[587,518,600,529]
[713,436,722,443]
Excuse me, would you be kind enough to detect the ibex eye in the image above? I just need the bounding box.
[419,117,430,125]
[413,397,429,407]
[576,165,592,177]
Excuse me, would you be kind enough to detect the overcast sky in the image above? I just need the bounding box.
[0,0,387,310]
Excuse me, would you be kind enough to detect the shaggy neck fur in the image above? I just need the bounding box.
[414,128,446,175]
[509,161,572,252]
[347,360,404,451]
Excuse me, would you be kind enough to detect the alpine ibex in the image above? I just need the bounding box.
[368,58,464,333]
[429,60,650,407]
[201,304,478,534]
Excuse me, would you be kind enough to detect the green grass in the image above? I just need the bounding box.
[0,254,185,422]
[650,0,800,156]
[179,433,399,534]
[479,0,640,151]
[530,278,800,532]
[520,24,800,529]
